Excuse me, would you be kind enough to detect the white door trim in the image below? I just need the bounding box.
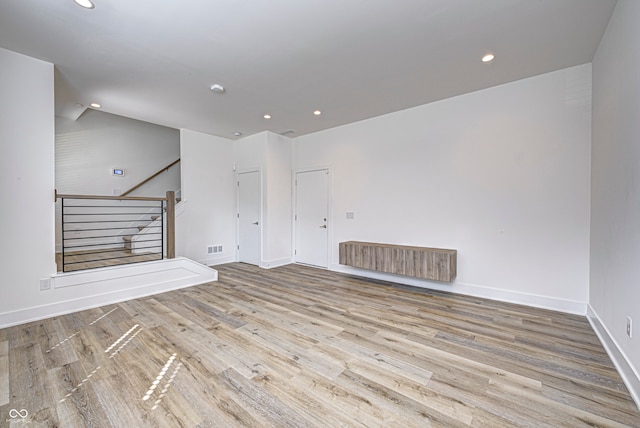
[236,168,263,266]
[293,166,332,268]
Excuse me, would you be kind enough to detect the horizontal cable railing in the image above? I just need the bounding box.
[56,191,175,273]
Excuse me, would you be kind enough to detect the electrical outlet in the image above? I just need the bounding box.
[627,317,633,338]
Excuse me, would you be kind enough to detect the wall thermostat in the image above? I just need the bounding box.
[112,168,125,176]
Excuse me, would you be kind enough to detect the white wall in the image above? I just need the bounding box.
[590,0,640,405]
[235,132,266,172]
[177,129,236,265]
[294,64,592,314]
[0,48,57,316]
[56,109,180,198]
[264,132,293,266]
[235,131,293,268]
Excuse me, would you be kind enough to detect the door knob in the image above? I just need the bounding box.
[252,221,259,225]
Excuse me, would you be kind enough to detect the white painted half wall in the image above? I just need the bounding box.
[0,258,218,329]
[294,64,592,314]
[590,0,640,407]
[177,129,236,266]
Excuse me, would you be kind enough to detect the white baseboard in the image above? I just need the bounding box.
[587,305,640,410]
[205,257,291,269]
[0,257,218,329]
[261,258,292,269]
[201,255,237,267]
[329,264,587,315]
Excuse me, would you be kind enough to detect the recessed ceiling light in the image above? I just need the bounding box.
[233,131,242,137]
[313,110,322,116]
[263,114,271,119]
[74,0,95,9]
[90,103,101,108]
[482,53,495,63]
[210,84,225,93]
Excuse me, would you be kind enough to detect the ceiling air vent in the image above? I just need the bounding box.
[279,130,296,136]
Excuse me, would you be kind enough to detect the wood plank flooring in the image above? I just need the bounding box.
[1,263,638,427]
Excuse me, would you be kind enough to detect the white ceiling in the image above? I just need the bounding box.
[0,0,616,139]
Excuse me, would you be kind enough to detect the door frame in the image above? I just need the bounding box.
[236,168,263,266]
[293,166,332,268]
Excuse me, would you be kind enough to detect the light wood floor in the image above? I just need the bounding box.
[1,263,638,427]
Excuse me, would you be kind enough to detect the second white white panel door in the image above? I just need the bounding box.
[238,170,261,266]
[295,169,329,268]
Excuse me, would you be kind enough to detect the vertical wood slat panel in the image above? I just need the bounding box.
[339,241,456,283]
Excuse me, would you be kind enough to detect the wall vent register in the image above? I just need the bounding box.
[208,245,223,254]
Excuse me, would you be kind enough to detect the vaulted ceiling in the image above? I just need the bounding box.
[0,0,617,139]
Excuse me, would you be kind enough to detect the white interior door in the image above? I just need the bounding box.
[238,171,261,265]
[295,169,329,268]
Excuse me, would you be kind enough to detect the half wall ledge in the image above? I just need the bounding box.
[52,256,217,290]
[0,257,217,329]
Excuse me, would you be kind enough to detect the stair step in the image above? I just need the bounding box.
[122,235,134,252]
[137,225,146,231]
[151,215,159,221]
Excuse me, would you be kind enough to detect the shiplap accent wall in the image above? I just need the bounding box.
[56,109,180,197]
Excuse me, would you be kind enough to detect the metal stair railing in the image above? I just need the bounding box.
[55,190,176,273]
